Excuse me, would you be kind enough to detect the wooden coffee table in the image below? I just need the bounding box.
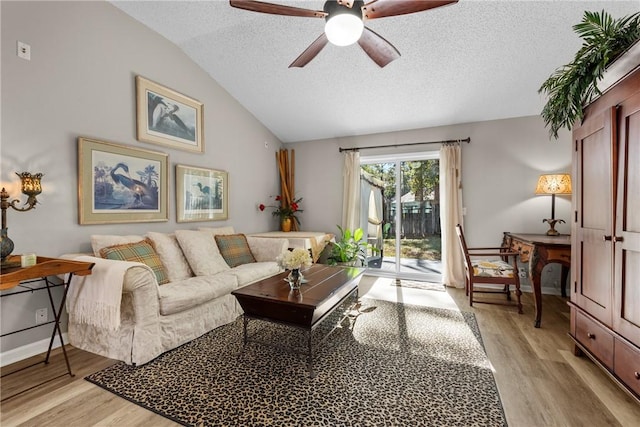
[231,264,364,376]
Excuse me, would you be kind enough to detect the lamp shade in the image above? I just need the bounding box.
[534,174,572,195]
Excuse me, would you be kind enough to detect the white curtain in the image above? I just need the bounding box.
[439,143,465,288]
[360,178,371,238]
[342,151,361,231]
[368,186,383,250]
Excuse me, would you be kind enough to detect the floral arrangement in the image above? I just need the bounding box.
[277,248,312,270]
[259,195,303,225]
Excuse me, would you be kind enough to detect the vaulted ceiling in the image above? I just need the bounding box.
[112,1,639,143]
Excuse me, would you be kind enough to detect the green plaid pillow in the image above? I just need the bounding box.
[100,238,170,285]
[214,234,256,268]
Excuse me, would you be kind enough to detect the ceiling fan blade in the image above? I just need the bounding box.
[230,0,327,18]
[357,27,400,67]
[289,33,329,68]
[338,0,355,7]
[361,0,457,20]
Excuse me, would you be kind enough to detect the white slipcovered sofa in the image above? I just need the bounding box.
[63,227,287,365]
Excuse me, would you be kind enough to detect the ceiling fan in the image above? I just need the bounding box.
[229,0,458,68]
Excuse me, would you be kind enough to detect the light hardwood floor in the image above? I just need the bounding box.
[1,277,639,426]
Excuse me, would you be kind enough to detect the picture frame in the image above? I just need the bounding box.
[176,164,228,222]
[78,137,169,224]
[136,76,204,153]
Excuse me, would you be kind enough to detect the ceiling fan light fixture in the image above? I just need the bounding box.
[325,14,364,46]
[323,0,364,46]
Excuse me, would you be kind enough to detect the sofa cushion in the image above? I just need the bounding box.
[91,234,144,257]
[198,226,235,236]
[158,273,238,316]
[145,232,193,282]
[100,239,169,285]
[175,230,230,277]
[471,259,515,278]
[246,236,289,262]
[230,262,281,286]
[214,234,256,268]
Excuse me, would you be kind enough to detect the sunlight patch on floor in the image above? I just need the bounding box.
[359,275,458,311]
[355,276,495,370]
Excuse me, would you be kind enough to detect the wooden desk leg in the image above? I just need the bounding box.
[530,249,544,328]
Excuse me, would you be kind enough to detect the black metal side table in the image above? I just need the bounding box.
[1,256,94,401]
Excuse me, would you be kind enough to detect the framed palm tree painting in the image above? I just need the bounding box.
[78,137,169,224]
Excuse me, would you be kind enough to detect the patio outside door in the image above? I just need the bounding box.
[360,152,442,282]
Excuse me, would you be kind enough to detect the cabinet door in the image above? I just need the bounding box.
[572,107,615,326]
[614,91,640,347]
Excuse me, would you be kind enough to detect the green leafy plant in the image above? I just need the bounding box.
[327,226,374,267]
[539,10,640,139]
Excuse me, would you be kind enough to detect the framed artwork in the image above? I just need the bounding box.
[176,164,228,222]
[78,137,169,224]
[136,76,204,153]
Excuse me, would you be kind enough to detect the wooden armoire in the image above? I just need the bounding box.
[570,42,640,402]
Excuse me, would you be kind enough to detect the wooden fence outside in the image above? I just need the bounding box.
[384,203,441,238]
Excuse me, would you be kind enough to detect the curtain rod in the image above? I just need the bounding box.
[338,137,471,153]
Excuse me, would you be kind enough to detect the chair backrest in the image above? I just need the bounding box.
[455,224,472,276]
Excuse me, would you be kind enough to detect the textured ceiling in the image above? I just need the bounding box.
[111,0,639,143]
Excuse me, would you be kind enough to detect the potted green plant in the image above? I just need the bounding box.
[539,10,640,139]
[327,226,376,267]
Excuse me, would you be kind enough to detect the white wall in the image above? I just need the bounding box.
[1,1,282,355]
[289,115,573,291]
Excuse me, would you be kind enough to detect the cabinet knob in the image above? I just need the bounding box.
[587,332,596,340]
[603,235,612,241]
[613,236,624,243]
[635,372,640,380]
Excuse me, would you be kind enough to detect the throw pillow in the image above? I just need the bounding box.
[90,234,144,257]
[215,234,257,268]
[145,231,193,282]
[174,230,230,276]
[100,239,170,285]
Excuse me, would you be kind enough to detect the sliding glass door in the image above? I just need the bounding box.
[360,152,441,282]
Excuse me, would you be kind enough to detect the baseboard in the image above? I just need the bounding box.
[0,333,68,367]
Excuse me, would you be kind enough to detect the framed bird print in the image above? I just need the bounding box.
[136,76,204,153]
[78,137,169,224]
[176,164,228,222]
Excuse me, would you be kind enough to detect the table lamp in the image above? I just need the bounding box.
[535,173,571,236]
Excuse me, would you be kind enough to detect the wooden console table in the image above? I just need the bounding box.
[0,256,94,400]
[502,233,571,328]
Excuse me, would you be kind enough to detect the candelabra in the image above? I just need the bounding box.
[1,172,43,266]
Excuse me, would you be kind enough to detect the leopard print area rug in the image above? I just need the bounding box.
[86,298,507,426]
